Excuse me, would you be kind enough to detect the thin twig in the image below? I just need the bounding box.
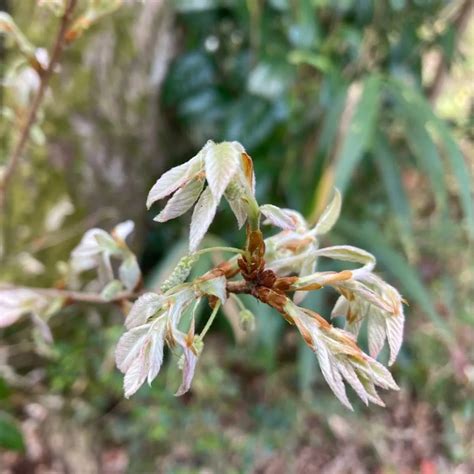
[0,0,77,208]
[226,280,250,295]
[198,300,221,339]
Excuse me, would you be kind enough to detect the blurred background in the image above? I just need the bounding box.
[0,0,473,472]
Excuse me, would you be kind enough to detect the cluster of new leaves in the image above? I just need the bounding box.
[70,220,141,298]
[115,273,227,398]
[0,139,405,409]
[116,140,405,408]
[146,140,256,251]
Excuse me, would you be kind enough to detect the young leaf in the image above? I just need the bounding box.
[155,177,204,222]
[196,275,227,303]
[312,189,342,235]
[112,220,135,242]
[30,312,54,345]
[147,330,165,385]
[260,204,297,230]
[175,339,198,396]
[189,187,218,252]
[314,245,376,272]
[385,312,405,366]
[118,254,141,291]
[146,156,201,209]
[116,321,167,398]
[124,293,163,330]
[226,196,248,229]
[0,12,36,59]
[123,348,149,398]
[204,141,240,201]
[115,324,151,373]
[367,311,387,359]
[0,289,48,328]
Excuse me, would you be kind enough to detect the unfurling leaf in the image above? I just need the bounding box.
[119,254,141,291]
[124,293,164,330]
[313,245,376,272]
[146,156,202,209]
[204,141,241,201]
[112,220,135,242]
[189,187,218,252]
[260,204,297,230]
[312,189,342,235]
[175,333,199,396]
[196,275,227,303]
[70,221,140,291]
[332,273,405,364]
[0,289,49,328]
[115,319,166,398]
[155,177,204,222]
[285,300,399,409]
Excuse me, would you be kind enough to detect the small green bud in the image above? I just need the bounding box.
[239,309,256,332]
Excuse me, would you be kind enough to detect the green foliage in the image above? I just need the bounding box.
[0,411,24,452]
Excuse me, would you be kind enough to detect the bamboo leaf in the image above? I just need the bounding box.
[393,89,447,211]
[391,81,474,236]
[373,132,412,238]
[334,75,381,192]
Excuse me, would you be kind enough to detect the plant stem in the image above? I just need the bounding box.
[230,293,247,311]
[246,195,261,232]
[198,300,221,339]
[196,246,244,256]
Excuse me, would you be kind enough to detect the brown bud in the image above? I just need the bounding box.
[258,269,277,288]
[273,276,299,292]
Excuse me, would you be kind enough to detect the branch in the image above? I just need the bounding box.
[226,280,250,294]
[0,0,77,208]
